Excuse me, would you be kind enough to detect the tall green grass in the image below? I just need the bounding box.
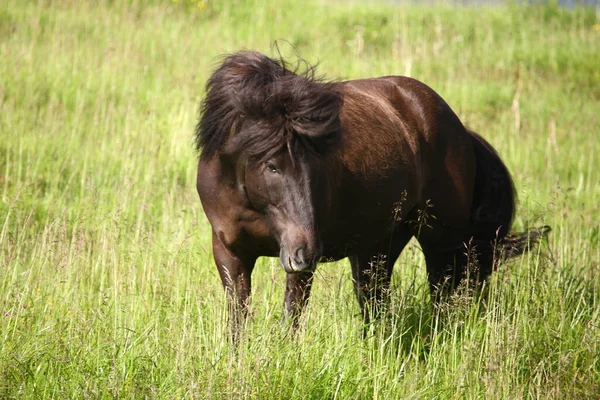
[1,0,599,398]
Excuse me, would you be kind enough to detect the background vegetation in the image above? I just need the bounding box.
[1,0,599,398]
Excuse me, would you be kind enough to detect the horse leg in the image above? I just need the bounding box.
[420,243,470,302]
[211,231,256,343]
[422,235,498,303]
[416,216,482,303]
[284,271,314,329]
[350,228,413,327]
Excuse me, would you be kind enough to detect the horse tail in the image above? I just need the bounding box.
[467,129,549,277]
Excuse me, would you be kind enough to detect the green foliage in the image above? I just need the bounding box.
[1,0,599,398]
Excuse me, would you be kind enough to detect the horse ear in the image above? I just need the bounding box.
[288,89,342,141]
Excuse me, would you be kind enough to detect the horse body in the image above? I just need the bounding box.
[324,77,477,254]
[196,51,536,337]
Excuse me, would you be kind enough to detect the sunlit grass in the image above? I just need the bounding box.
[1,0,599,398]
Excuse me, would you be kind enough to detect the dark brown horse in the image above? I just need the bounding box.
[195,51,546,337]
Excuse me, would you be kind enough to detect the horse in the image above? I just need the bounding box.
[195,51,547,339]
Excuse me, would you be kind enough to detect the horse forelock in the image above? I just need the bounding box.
[196,51,342,162]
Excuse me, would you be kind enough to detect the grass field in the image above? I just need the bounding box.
[1,0,599,398]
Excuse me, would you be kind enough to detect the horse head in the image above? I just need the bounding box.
[197,51,342,272]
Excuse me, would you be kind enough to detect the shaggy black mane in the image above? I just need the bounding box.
[195,51,342,161]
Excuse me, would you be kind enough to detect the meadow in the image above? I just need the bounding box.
[1,0,599,398]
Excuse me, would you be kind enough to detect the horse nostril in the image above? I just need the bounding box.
[294,246,309,264]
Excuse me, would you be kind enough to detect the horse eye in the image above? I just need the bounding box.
[266,162,278,173]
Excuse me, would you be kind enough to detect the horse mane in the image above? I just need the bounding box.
[195,51,342,161]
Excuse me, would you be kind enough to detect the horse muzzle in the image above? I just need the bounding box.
[280,245,319,273]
